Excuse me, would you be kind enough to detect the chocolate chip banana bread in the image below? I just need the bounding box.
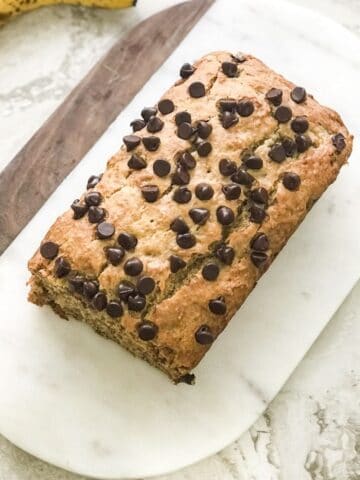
[28,51,352,383]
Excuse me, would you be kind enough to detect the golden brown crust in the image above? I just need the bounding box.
[28,51,353,381]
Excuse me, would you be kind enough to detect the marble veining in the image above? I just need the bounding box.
[0,0,182,169]
[0,0,359,479]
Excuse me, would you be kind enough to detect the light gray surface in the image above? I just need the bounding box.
[0,1,359,479]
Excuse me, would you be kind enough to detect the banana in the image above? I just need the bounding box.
[0,0,135,19]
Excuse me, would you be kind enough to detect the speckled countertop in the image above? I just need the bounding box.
[1,1,360,479]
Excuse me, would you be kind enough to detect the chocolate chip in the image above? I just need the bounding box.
[250,187,268,204]
[231,168,255,186]
[118,232,137,250]
[282,137,297,157]
[291,116,309,134]
[175,111,191,126]
[197,141,212,157]
[243,155,263,169]
[96,222,115,239]
[172,165,190,185]
[169,255,186,273]
[85,191,102,207]
[170,217,189,234]
[142,136,160,152]
[250,233,269,251]
[231,51,247,63]
[250,251,268,267]
[219,98,237,112]
[141,107,157,122]
[237,100,254,117]
[71,199,88,219]
[274,105,292,123]
[125,298,142,317]
[195,182,214,201]
[124,257,143,276]
[106,246,125,266]
[118,281,136,302]
[295,134,312,153]
[173,186,192,204]
[54,257,70,278]
[332,133,346,152]
[147,116,164,133]
[221,111,239,129]
[92,292,107,311]
[176,232,196,249]
[269,143,286,163]
[40,241,59,260]
[77,281,95,304]
[179,373,196,385]
[137,276,155,295]
[88,206,106,224]
[123,134,141,151]
[178,151,196,170]
[194,122,211,141]
[141,185,159,202]
[222,61,238,77]
[85,279,101,300]
[177,122,193,140]
[83,280,98,299]
[215,243,235,265]
[265,88,283,106]
[195,325,214,344]
[216,206,235,225]
[68,274,85,294]
[137,321,158,341]
[189,82,205,98]
[87,174,102,189]
[180,63,195,79]
[283,172,301,191]
[128,294,146,312]
[209,296,226,315]
[249,205,266,223]
[130,118,146,132]
[158,98,174,115]
[222,183,241,200]
[128,154,147,170]
[202,263,219,281]
[219,158,237,176]
[291,86,307,104]
[189,208,210,225]
[153,159,171,177]
[106,300,123,318]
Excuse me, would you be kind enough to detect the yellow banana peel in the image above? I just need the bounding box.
[0,0,135,20]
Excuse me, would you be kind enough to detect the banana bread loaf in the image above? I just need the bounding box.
[28,51,353,383]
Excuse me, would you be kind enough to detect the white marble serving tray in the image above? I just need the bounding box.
[0,0,359,478]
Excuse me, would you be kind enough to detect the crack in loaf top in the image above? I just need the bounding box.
[29,51,352,374]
